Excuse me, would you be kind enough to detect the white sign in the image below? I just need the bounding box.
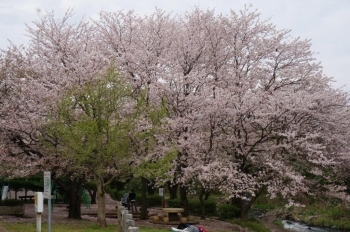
[44,171,51,199]
[159,188,164,196]
[34,192,44,213]
[1,186,8,200]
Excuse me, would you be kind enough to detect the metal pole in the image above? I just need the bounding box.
[48,196,51,232]
[37,213,41,232]
[44,171,52,232]
[1,177,3,199]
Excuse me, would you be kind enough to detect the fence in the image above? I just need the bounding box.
[117,202,140,232]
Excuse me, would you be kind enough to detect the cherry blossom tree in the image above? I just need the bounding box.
[96,7,350,217]
[1,6,349,221]
[0,9,108,219]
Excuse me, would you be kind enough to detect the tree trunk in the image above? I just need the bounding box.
[140,177,148,220]
[179,186,189,216]
[199,186,206,219]
[96,179,107,228]
[167,181,178,199]
[239,200,250,219]
[66,178,84,219]
[234,187,265,219]
[54,175,85,219]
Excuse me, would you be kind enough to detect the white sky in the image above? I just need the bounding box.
[1,0,349,92]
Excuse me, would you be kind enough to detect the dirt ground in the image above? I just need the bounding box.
[0,194,288,232]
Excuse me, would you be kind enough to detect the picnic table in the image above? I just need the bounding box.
[162,208,184,221]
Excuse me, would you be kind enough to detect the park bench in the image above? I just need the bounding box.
[19,195,34,201]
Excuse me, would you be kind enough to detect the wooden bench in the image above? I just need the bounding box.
[162,208,184,221]
[19,195,34,201]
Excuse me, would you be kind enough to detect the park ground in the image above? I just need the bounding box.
[0,194,289,232]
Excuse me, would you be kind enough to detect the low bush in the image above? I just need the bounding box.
[166,198,181,208]
[0,199,24,206]
[216,204,240,219]
[146,195,163,207]
[189,198,217,216]
[135,194,163,207]
[108,189,126,201]
[166,198,217,216]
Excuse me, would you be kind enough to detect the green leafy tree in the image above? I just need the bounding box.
[44,68,145,227]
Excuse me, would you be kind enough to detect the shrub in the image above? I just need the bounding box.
[146,195,163,207]
[188,199,216,216]
[216,204,240,220]
[135,194,163,207]
[110,189,122,201]
[253,203,275,211]
[166,198,181,208]
[0,199,24,206]
[166,198,217,217]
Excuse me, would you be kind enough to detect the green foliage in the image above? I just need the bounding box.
[166,198,182,208]
[252,192,286,211]
[124,177,142,193]
[146,195,163,207]
[44,68,137,168]
[0,199,24,206]
[166,198,217,216]
[3,222,121,232]
[135,194,163,207]
[282,195,350,230]
[253,203,276,211]
[106,188,122,201]
[6,175,43,193]
[3,220,172,232]
[134,150,177,184]
[231,218,270,232]
[273,218,284,227]
[189,198,217,216]
[216,204,240,219]
[253,191,350,230]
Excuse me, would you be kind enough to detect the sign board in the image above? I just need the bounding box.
[34,192,44,213]
[1,186,8,200]
[44,171,51,199]
[159,188,164,196]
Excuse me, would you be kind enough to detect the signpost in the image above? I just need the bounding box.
[159,188,165,208]
[44,171,52,232]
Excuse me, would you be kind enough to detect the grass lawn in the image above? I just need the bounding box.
[1,221,171,232]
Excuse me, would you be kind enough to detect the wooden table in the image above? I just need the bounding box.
[162,208,184,221]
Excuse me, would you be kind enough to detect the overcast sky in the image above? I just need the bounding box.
[1,0,349,92]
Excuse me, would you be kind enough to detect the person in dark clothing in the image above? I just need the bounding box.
[128,189,137,212]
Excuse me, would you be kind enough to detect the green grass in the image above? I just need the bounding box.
[1,222,115,232]
[290,203,350,230]
[230,218,270,232]
[273,218,283,227]
[0,222,170,232]
[253,193,350,231]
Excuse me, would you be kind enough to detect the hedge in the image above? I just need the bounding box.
[216,203,240,219]
[0,199,25,206]
[166,198,217,216]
